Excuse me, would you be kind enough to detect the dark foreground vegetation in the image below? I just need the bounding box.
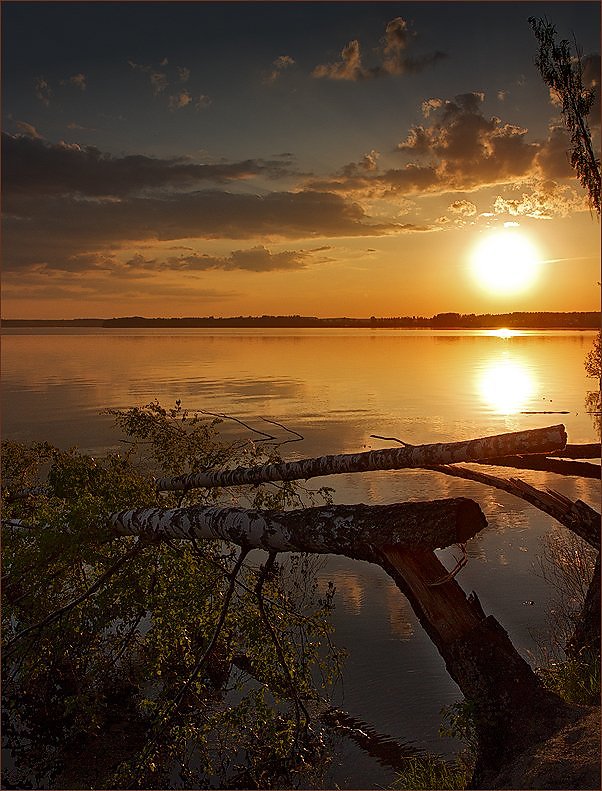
[2,398,600,790]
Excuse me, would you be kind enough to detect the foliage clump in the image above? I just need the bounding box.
[2,401,341,789]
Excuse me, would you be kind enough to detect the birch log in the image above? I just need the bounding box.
[110,497,487,558]
[155,424,567,492]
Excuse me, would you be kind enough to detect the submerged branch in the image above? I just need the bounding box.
[475,455,600,478]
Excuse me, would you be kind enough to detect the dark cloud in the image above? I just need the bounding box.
[34,77,52,106]
[3,185,399,272]
[124,245,312,273]
[168,90,192,110]
[341,150,380,176]
[1,264,236,301]
[196,95,212,110]
[61,73,87,90]
[395,92,539,190]
[1,133,299,197]
[128,58,206,110]
[313,39,364,81]
[534,125,574,179]
[67,121,96,132]
[312,17,447,81]
[304,91,586,200]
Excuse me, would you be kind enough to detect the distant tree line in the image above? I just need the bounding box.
[2,312,600,329]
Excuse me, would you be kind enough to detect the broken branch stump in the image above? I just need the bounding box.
[378,546,575,787]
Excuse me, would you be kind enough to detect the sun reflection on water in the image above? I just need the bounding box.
[485,327,524,339]
[478,354,537,414]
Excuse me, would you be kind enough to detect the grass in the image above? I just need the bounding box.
[391,755,470,790]
[537,651,600,706]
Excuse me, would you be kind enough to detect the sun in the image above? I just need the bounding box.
[470,228,542,295]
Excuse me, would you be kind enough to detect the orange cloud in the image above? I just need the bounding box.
[265,54,296,84]
[15,121,43,139]
[312,17,446,81]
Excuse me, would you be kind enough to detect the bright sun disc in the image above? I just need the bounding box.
[470,230,541,295]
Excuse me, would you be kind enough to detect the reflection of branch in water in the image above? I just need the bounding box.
[319,707,423,771]
[429,544,467,587]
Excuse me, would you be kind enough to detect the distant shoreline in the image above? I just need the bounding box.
[1,312,600,330]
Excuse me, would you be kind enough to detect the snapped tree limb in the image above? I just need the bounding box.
[155,424,567,492]
[424,464,600,550]
[110,498,487,559]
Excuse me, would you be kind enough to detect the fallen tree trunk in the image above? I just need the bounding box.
[110,497,487,557]
[155,424,567,492]
[109,494,596,789]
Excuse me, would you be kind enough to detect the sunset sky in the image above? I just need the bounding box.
[2,1,600,319]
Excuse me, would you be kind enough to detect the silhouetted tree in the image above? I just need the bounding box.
[529,16,601,215]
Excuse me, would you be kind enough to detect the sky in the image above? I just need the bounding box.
[2,1,600,319]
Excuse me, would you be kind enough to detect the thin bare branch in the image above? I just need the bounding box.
[259,416,304,445]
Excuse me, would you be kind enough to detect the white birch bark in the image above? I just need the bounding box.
[110,497,487,559]
[155,424,567,492]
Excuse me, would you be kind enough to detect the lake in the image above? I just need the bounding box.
[1,327,600,787]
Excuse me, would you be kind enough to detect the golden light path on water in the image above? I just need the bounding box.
[477,349,537,414]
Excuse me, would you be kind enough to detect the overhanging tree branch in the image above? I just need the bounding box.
[529,16,601,215]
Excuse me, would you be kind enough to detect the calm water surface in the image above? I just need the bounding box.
[2,328,599,787]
